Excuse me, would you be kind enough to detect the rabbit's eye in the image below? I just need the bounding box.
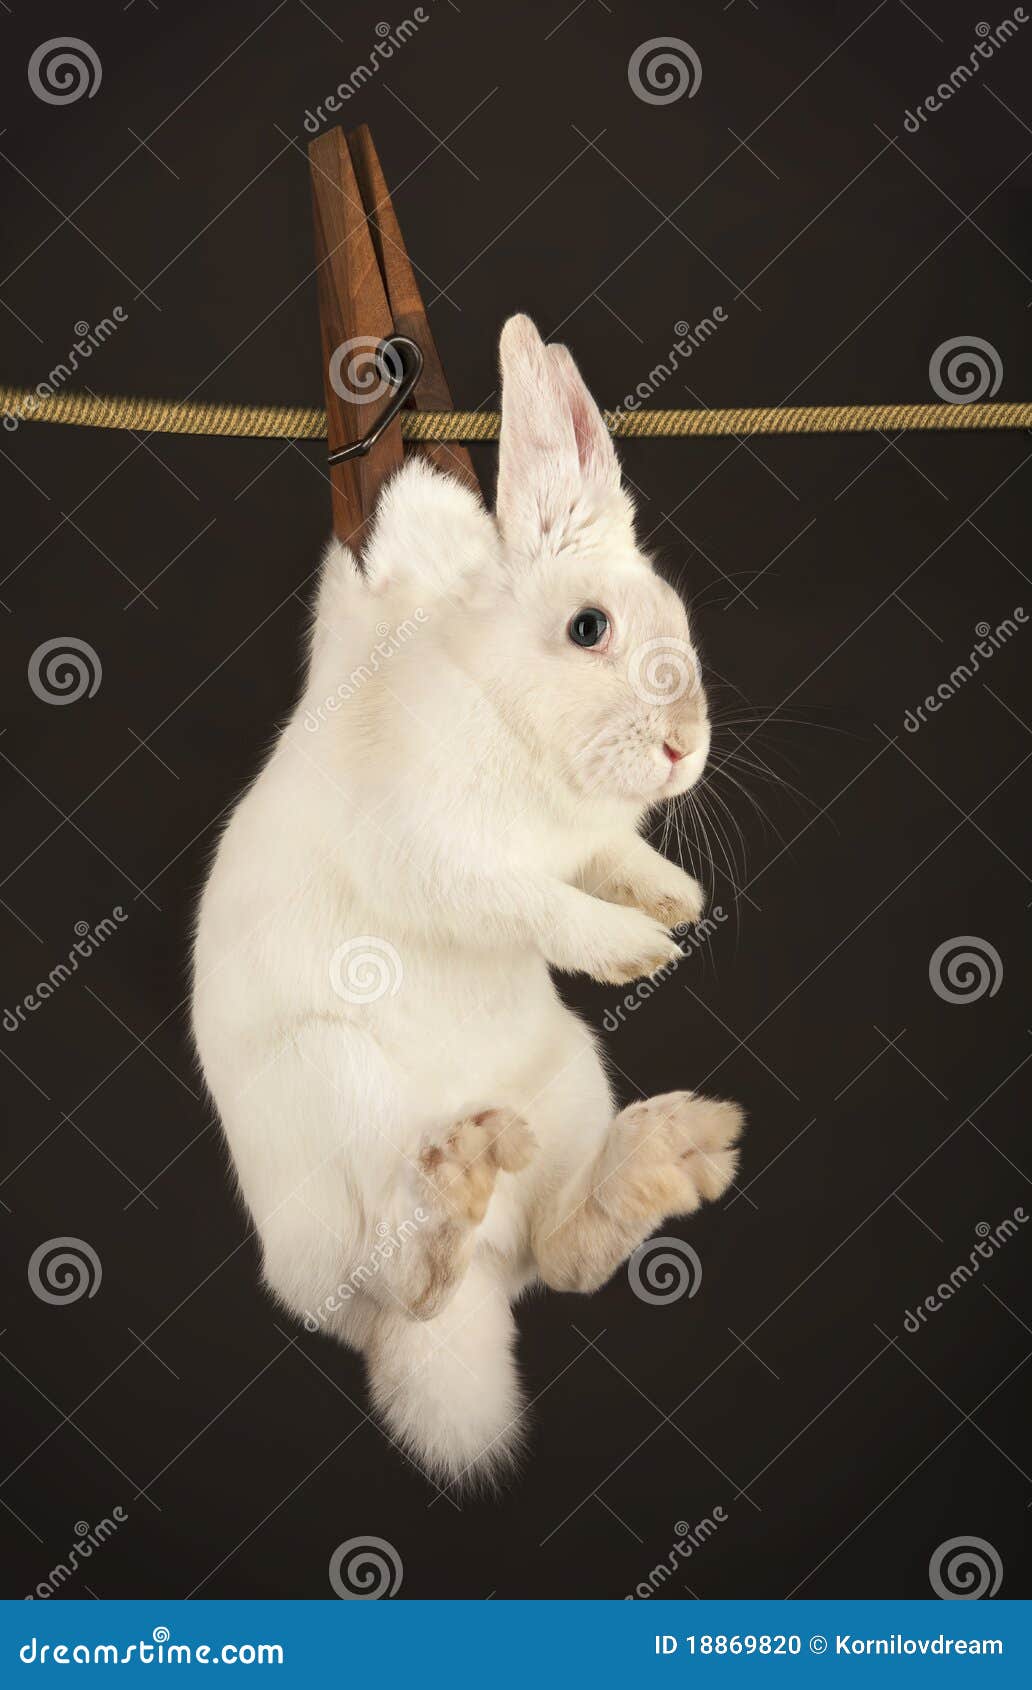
[568,607,609,649]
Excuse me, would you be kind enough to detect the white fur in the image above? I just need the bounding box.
[192,316,742,1491]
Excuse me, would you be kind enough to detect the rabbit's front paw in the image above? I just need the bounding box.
[632,867,705,929]
[588,905,684,986]
[597,852,706,929]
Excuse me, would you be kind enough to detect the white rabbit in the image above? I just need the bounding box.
[192,315,744,1491]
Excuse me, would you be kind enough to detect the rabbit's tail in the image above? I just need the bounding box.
[365,1262,525,1493]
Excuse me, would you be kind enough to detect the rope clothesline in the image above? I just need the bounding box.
[2,386,1030,442]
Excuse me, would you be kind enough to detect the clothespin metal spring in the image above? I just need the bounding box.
[326,336,425,467]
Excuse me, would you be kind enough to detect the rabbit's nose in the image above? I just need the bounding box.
[663,722,698,758]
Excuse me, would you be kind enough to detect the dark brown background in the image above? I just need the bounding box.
[0,0,1029,1600]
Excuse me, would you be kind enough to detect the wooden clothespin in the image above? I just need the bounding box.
[308,123,479,552]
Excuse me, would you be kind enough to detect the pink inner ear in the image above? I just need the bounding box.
[567,385,605,478]
[548,344,617,487]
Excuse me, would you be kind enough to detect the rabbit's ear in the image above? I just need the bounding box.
[496,315,619,554]
[547,342,620,492]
